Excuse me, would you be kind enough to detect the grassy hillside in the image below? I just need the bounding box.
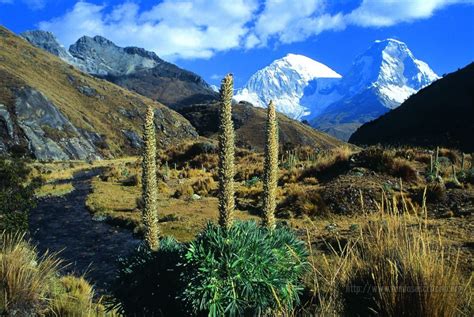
[180,101,346,151]
[350,63,474,152]
[0,26,197,158]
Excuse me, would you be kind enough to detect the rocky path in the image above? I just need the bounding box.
[29,169,140,292]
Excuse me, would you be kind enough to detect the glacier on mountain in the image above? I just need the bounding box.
[234,54,341,120]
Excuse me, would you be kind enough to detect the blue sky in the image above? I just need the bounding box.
[1,0,473,87]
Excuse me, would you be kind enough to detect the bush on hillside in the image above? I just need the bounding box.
[0,157,41,232]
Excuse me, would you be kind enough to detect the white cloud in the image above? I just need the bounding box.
[346,0,474,27]
[39,0,258,61]
[23,0,47,10]
[246,0,346,47]
[37,0,473,60]
[0,0,48,9]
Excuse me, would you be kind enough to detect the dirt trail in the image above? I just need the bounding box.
[29,169,140,292]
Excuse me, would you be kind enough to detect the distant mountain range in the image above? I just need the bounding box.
[0,27,344,160]
[235,39,439,140]
[21,30,218,109]
[350,62,474,152]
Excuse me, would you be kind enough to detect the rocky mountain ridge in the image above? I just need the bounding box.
[21,30,218,109]
[1,26,198,160]
[18,29,346,153]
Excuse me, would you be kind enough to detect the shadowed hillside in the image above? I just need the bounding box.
[350,63,474,152]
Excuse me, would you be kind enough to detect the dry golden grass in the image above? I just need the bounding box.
[0,232,116,316]
[300,193,473,316]
[278,183,327,218]
[0,232,60,314]
[299,146,355,181]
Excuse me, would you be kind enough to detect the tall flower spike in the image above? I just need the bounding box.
[262,100,278,230]
[217,74,236,230]
[141,105,160,250]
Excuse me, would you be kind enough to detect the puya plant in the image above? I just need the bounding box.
[217,74,236,230]
[262,100,278,230]
[428,146,441,181]
[141,105,160,250]
[181,76,308,316]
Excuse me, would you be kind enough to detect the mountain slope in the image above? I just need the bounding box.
[0,26,197,160]
[349,63,474,152]
[234,54,341,120]
[179,101,345,151]
[21,31,218,109]
[309,39,439,140]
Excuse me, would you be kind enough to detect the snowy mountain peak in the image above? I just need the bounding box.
[307,39,440,140]
[276,53,341,81]
[341,38,439,103]
[234,54,341,120]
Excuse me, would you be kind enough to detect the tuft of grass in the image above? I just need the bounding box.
[192,176,217,197]
[35,182,74,198]
[0,232,115,316]
[0,232,60,314]
[299,146,354,181]
[278,184,327,218]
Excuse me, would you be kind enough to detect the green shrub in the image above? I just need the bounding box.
[181,221,308,316]
[0,157,41,232]
[108,237,186,316]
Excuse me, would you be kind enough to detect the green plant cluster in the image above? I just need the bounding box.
[110,222,307,316]
[109,237,185,316]
[182,221,308,316]
[0,157,41,232]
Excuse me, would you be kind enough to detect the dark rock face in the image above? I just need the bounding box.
[77,85,97,97]
[0,104,16,153]
[14,87,101,160]
[122,130,143,149]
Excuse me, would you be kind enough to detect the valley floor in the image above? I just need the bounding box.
[29,168,139,292]
[29,145,474,298]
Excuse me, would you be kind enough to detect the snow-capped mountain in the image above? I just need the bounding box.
[308,39,439,140]
[234,54,341,120]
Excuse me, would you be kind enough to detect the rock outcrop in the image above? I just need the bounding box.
[15,87,101,161]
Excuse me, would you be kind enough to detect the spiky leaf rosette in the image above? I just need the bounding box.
[217,74,236,230]
[141,106,159,250]
[262,100,279,230]
[181,221,309,316]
